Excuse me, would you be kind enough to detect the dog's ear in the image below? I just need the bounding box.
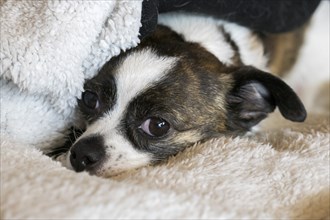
[226,66,306,131]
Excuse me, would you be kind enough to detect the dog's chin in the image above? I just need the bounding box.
[91,168,130,178]
[81,165,140,178]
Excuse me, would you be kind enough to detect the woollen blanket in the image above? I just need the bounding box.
[1,1,330,219]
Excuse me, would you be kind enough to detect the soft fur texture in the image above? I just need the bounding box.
[1,113,329,219]
[1,2,329,219]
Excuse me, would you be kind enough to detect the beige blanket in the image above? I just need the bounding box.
[1,2,329,219]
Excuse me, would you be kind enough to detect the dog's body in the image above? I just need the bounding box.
[53,13,306,177]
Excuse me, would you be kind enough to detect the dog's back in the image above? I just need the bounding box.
[158,12,307,76]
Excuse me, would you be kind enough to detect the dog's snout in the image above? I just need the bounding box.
[70,135,106,172]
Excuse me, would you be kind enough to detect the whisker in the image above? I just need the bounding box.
[46,126,85,159]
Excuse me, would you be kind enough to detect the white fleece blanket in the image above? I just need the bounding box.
[1,1,329,219]
[0,0,142,149]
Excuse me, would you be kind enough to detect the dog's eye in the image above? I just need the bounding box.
[82,90,100,109]
[140,117,170,137]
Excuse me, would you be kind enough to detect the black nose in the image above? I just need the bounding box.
[70,135,106,172]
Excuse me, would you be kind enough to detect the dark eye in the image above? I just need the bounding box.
[139,117,170,137]
[82,90,100,109]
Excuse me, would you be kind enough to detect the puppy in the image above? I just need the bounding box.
[52,13,307,177]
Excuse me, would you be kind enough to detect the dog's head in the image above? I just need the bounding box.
[65,25,306,177]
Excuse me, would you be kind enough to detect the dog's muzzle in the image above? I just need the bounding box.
[70,135,106,172]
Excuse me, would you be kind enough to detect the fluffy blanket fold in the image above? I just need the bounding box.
[1,112,329,219]
[1,0,142,149]
[1,1,329,219]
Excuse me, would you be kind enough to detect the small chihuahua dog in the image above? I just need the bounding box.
[51,13,307,177]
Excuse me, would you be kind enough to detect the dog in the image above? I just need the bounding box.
[51,13,307,177]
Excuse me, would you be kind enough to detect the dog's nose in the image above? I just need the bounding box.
[70,135,105,172]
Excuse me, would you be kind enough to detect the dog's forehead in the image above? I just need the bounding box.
[112,49,177,114]
[114,48,177,102]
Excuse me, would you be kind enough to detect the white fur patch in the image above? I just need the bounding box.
[221,22,268,70]
[66,49,177,176]
[113,48,177,118]
[159,13,235,65]
[159,12,268,70]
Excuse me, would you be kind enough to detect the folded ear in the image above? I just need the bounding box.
[226,66,307,131]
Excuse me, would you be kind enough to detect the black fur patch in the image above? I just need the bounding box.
[78,62,118,124]
[219,25,243,66]
[226,66,307,133]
